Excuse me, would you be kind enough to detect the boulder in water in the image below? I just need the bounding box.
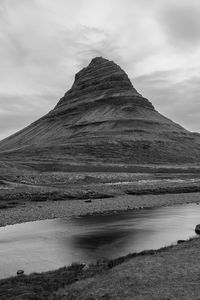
[195,224,200,234]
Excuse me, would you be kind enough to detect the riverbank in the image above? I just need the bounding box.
[1,169,200,227]
[1,192,200,227]
[1,237,200,299]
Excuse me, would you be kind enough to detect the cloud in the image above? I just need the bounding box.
[134,69,200,132]
[158,1,200,49]
[0,92,58,140]
[0,0,200,139]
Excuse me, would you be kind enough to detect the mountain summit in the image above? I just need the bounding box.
[0,57,200,164]
[52,56,154,117]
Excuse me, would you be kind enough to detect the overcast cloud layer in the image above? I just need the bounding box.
[1,0,200,139]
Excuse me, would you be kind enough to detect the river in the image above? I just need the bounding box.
[0,203,199,279]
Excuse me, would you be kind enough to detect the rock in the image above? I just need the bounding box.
[17,270,24,276]
[177,240,185,244]
[101,293,110,299]
[85,199,92,203]
[195,224,200,234]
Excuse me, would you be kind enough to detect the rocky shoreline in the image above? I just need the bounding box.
[1,192,200,227]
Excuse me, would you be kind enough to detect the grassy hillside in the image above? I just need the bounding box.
[1,57,200,164]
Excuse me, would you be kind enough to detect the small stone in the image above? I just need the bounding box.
[17,270,24,276]
[177,240,185,244]
[85,199,92,203]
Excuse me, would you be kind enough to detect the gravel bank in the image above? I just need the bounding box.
[1,192,200,227]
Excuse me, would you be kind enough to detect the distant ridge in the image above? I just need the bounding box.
[0,56,200,164]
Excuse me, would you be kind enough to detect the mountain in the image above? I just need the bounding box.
[0,56,200,165]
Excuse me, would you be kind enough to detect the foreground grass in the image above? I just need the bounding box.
[0,263,85,300]
[1,238,200,299]
[54,238,200,300]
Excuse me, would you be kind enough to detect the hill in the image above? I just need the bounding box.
[0,57,200,165]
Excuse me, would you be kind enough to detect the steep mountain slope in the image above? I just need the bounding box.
[0,57,200,164]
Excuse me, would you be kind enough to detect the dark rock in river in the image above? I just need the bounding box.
[0,56,200,166]
[195,224,200,234]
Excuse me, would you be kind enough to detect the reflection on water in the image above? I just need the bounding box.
[0,203,199,279]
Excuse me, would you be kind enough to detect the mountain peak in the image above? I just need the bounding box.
[71,56,134,92]
[56,57,148,109]
[89,56,109,65]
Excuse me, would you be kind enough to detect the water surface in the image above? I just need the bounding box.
[0,203,199,279]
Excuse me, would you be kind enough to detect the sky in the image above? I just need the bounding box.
[1,0,200,140]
